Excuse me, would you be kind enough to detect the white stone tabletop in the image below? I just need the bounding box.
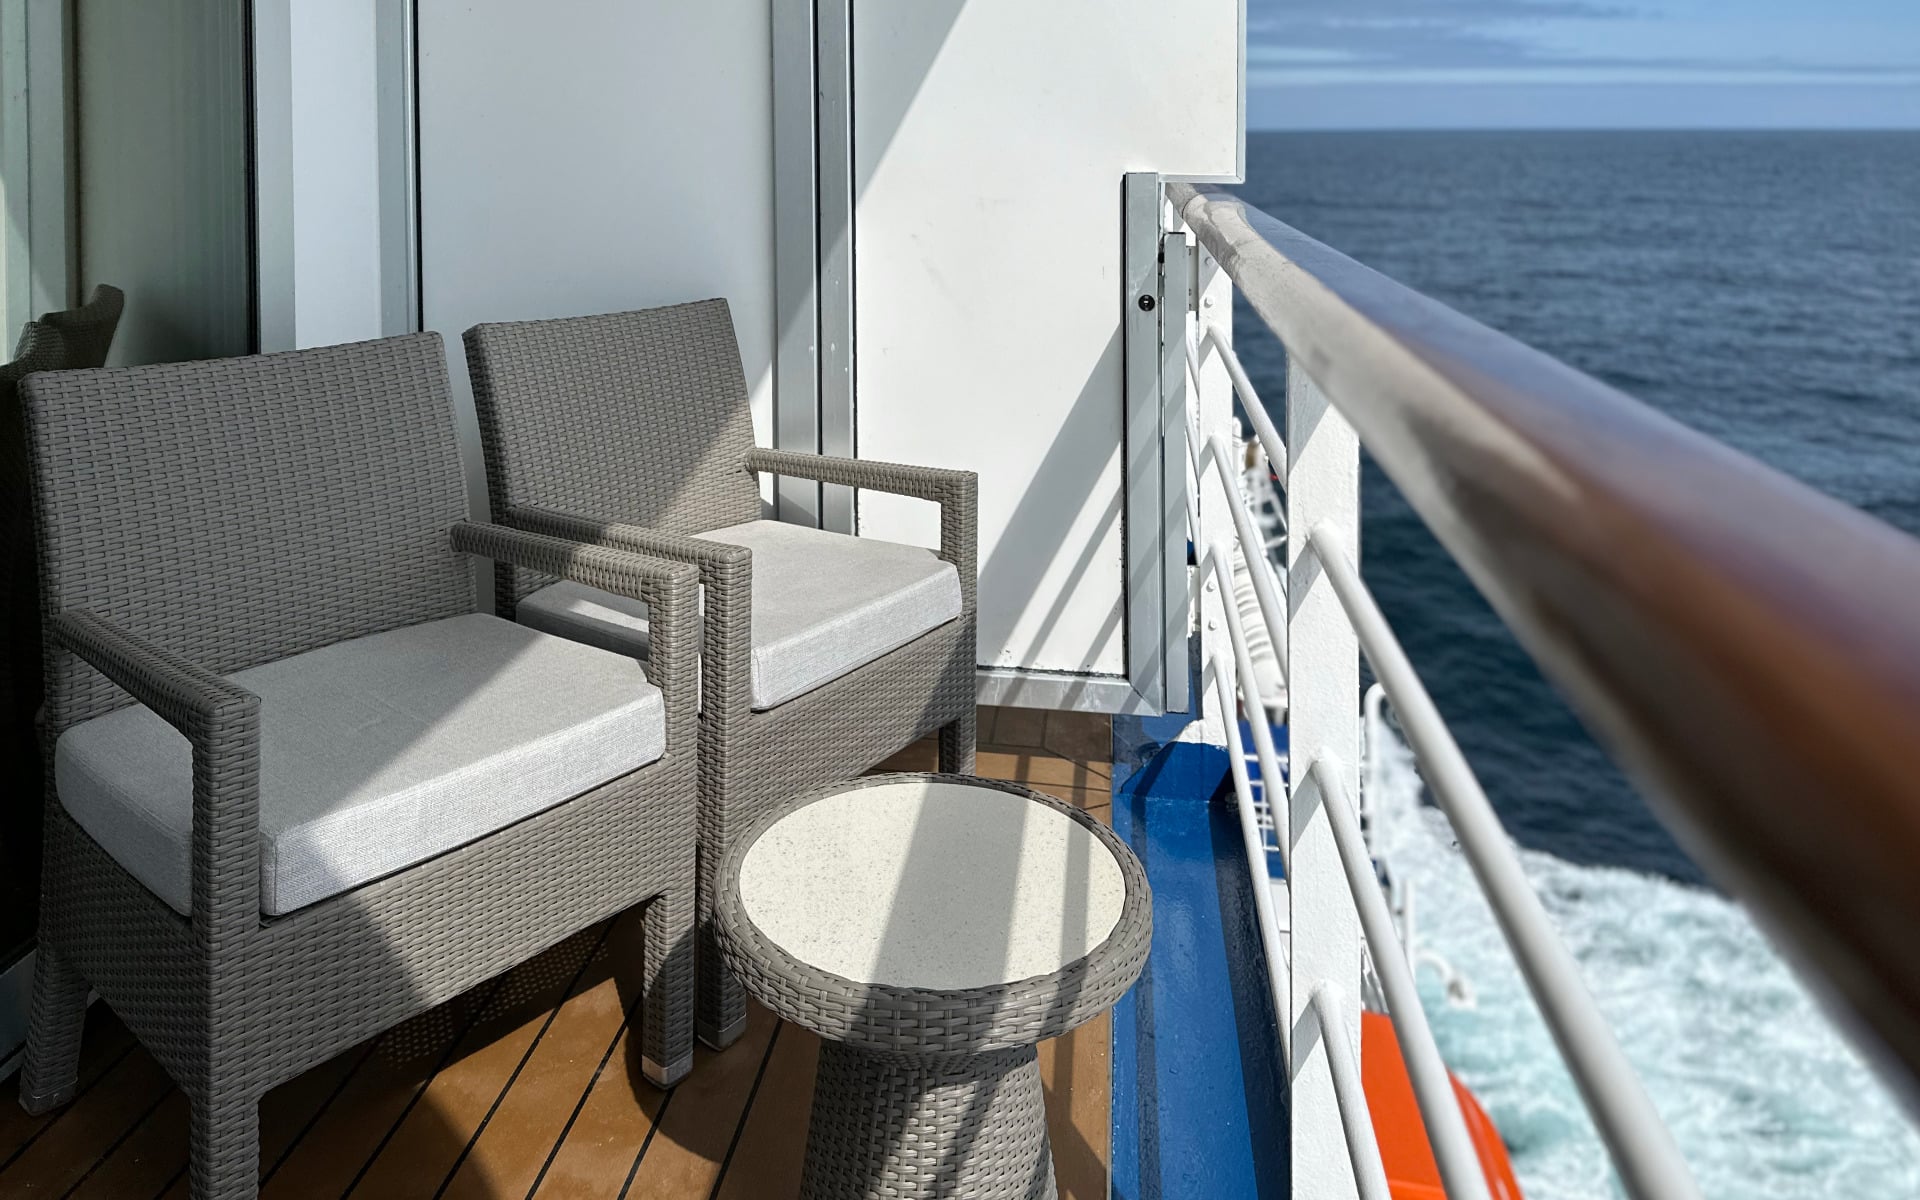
[738,778,1126,991]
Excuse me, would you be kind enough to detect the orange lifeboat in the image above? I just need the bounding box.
[1361,1011,1526,1200]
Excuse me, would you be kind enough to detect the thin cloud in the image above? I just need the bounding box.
[1248,0,1920,83]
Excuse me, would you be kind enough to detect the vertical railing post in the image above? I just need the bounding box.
[1185,226,1236,743]
[1286,361,1363,1200]
[1158,227,1192,717]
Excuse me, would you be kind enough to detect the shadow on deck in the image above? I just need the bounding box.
[0,707,1114,1199]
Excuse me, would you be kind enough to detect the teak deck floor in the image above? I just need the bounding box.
[0,707,1115,1199]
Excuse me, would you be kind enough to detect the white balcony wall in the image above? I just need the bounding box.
[415,0,777,515]
[282,0,385,350]
[851,0,1240,685]
[244,0,1235,699]
[253,0,412,354]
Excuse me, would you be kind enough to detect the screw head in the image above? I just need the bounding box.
[1137,294,1156,312]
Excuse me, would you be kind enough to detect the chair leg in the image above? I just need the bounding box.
[190,1088,260,1200]
[20,944,89,1114]
[695,842,748,1052]
[643,886,697,1087]
[696,938,749,1053]
[939,708,977,775]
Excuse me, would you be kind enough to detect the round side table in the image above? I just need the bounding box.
[715,772,1151,1200]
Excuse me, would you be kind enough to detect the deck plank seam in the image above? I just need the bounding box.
[151,1160,184,1200]
[430,923,615,1199]
[337,970,515,1199]
[707,1021,783,1199]
[616,1084,674,1199]
[523,966,652,1199]
[59,1080,173,1198]
[258,1040,381,1188]
[0,1039,138,1175]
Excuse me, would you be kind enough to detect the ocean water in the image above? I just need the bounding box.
[1230,131,1920,1197]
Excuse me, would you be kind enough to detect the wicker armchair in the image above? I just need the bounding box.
[17,334,699,1199]
[1,285,125,955]
[39,283,127,371]
[464,299,977,1049]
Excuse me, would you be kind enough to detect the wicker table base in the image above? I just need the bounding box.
[715,773,1151,1200]
[804,1043,1054,1200]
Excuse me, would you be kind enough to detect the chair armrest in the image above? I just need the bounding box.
[743,449,978,615]
[54,609,258,731]
[498,504,752,572]
[448,521,704,730]
[52,609,262,930]
[744,447,974,506]
[494,506,759,720]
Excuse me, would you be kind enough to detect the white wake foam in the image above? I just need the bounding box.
[1366,724,1920,1199]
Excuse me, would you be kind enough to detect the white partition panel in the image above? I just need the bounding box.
[256,0,390,351]
[850,0,1239,696]
[416,0,776,514]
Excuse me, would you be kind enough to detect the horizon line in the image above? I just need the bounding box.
[1246,124,1920,133]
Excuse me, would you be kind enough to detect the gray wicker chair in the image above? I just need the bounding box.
[16,333,699,1199]
[464,299,977,1049]
[1,285,126,959]
[39,283,126,371]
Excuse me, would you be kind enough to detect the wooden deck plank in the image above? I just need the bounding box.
[524,1005,666,1199]
[710,1022,819,1200]
[0,1006,135,1164]
[92,1018,377,1200]
[991,706,1050,748]
[1041,709,1113,770]
[440,938,637,1197]
[1042,1014,1112,1200]
[873,739,939,773]
[259,1042,380,1173]
[0,1036,174,1195]
[974,749,1115,794]
[977,705,1002,745]
[346,932,610,1197]
[68,1089,187,1199]
[258,940,576,1200]
[620,1005,779,1198]
[877,739,1113,797]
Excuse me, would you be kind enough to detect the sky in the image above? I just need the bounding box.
[1247,0,1920,129]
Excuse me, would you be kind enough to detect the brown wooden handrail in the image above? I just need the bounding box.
[1170,181,1920,1110]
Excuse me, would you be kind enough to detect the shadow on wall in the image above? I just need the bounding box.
[978,329,1127,687]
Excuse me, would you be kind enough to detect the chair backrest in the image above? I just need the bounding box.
[1,323,70,387]
[40,284,126,370]
[464,299,763,538]
[23,333,474,733]
[1,324,74,742]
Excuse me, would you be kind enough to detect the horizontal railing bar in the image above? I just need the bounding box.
[1202,324,1287,473]
[1309,983,1395,1200]
[1205,542,1290,873]
[1309,758,1494,1200]
[1170,180,1920,1096]
[1309,523,1700,1200]
[1214,653,1293,1064]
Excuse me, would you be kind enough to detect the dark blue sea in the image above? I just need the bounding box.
[1231,131,1920,1198]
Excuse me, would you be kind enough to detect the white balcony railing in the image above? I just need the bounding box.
[1171,181,1709,1200]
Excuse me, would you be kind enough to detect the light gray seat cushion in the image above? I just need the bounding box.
[56,613,666,916]
[517,519,962,711]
